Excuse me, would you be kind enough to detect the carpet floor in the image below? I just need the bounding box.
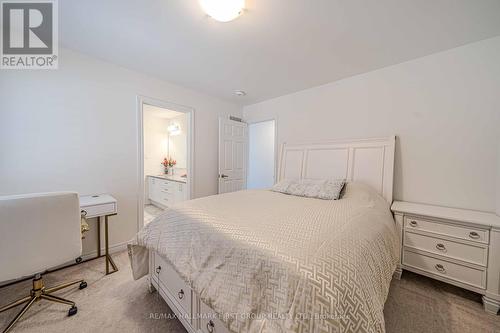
[1,251,498,333]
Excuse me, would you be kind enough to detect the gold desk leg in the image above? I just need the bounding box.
[105,215,109,274]
[107,254,118,273]
[97,216,101,258]
[104,215,118,275]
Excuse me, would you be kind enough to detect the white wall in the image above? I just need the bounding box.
[244,37,500,213]
[0,48,241,256]
[143,109,169,177]
[247,120,275,189]
[168,114,188,171]
[497,143,500,216]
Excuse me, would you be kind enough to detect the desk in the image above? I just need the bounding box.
[80,194,118,275]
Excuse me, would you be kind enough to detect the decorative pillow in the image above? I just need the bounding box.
[271,178,346,200]
[271,178,294,193]
[316,179,346,200]
[286,180,308,197]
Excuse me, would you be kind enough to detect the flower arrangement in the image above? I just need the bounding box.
[161,157,176,174]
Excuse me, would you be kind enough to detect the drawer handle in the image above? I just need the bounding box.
[435,243,446,251]
[207,320,215,333]
[435,264,445,272]
[469,231,480,239]
[155,266,161,274]
[178,289,184,299]
[81,209,87,217]
[409,220,418,227]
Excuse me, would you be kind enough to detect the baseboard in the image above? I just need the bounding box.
[81,241,129,261]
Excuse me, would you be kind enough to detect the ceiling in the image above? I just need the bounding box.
[143,104,184,119]
[60,0,500,106]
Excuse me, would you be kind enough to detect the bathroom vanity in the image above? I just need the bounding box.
[147,175,187,208]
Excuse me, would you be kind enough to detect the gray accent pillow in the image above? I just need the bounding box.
[271,178,294,193]
[271,179,346,200]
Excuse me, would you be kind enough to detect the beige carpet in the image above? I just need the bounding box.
[1,251,498,333]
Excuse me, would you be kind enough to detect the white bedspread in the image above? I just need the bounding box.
[129,183,399,333]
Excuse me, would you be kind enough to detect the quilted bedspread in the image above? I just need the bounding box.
[128,182,399,333]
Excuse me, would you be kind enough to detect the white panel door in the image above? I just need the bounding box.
[218,117,248,194]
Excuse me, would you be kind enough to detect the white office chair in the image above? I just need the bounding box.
[0,192,87,333]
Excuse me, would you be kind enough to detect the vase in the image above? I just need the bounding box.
[164,167,169,175]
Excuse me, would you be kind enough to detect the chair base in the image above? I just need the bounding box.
[0,275,87,333]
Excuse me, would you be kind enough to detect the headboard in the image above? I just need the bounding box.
[277,136,396,203]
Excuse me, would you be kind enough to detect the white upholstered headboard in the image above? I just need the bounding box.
[277,136,396,203]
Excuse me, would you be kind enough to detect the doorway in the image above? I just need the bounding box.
[137,96,194,231]
[247,119,276,189]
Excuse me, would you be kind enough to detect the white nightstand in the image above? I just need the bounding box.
[80,194,118,275]
[391,201,500,315]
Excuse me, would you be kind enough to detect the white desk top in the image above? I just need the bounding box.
[80,194,117,207]
[391,201,500,229]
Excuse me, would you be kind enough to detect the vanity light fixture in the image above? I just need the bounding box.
[167,123,181,136]
[199,0,245,22]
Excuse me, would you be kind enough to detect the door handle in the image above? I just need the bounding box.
[219,174,229,178]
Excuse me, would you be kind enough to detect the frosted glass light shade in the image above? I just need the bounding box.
[199,0,245,22]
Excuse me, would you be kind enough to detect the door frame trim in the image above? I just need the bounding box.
[136,95,195,231]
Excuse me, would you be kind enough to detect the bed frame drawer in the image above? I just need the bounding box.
[153,253,192,318]
[199,302,230,333]
[403,250,486,289]
[404,231,488,266]
[404,216,489,244]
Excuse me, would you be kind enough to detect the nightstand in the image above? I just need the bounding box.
[391,201,500,315]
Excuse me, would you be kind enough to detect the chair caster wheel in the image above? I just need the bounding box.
[79,281,87,289]
[68,306,78,316]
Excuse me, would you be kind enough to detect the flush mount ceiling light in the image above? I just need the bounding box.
[199,0,245,22]
[234,90,246,96]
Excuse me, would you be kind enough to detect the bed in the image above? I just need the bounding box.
[129,136,399,333]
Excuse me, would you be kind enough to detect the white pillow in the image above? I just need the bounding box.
[271,178,346,200]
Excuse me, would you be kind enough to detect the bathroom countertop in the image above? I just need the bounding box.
[148,174,187,184]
